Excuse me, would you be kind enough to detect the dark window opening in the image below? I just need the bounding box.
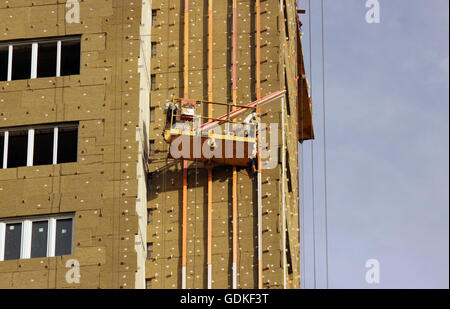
[7,130,28,168]
[33,128,54,166]
[37,42,57,78]
[147,242,153,259]
[151,74,156,91]
[151,42,157,58]
[146,278,152,289]
[147,209,153,225]
[57,127,78,164]
[284,70,291,115]
[55,218,73,256]
[286,97,291,116]
[147,172,153,188]
[0,46,8,81]
[5,223,22,261]
[12,44,32,80]
[149,140,155,156]
[31,221,48,258]
[286,231,293,275]
[278,147,283,165]
[152,10,158,26]
[60,40,81,76]
[150,107,156,123]
[287,160,293,193]
[0,133,4,168]
[283,4,289,40]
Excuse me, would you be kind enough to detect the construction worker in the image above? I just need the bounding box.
[165,101,179,129]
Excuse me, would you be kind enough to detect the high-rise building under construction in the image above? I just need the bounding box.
[0,0,313,289]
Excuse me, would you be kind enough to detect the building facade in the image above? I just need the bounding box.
[0,0,312,289]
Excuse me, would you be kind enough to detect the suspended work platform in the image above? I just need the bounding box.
[163,91,287,167]
[165,130,256,167]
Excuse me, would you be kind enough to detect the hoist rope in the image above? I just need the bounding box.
[300,142,306,289]
[320,0,330,289]
[307,0,317,290]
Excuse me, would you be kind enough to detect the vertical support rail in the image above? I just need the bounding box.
[182,160,188,289]
[182,0,190,290]
[232,166,238,288]
[208,0,214,113]
[232,0,238,106]
[281,96,287,289]
[207,0,214,290]
[257,106,263,289]
[279,0,287,289]
[207,166,213,289]
[232,0,239,290]
[256,0,261,99]
[256,0,263,290]
[184,1,190,100]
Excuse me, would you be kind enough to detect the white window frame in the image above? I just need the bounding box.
[56,40,62,77]
[31,43,38,79]
[27,128,35,167]
[7,45,12,81]
[53,127,59,165]
[1,123,78,170]
[2,131,8,169]
[0,36,80,82]
[0,214,74,262]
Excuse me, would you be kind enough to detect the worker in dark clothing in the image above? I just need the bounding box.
[165,103,179,128]
[250,157,258,174]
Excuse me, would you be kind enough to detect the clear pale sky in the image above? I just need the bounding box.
[299,0,449,288]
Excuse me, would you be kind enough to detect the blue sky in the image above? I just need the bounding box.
[299,0,449,288]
